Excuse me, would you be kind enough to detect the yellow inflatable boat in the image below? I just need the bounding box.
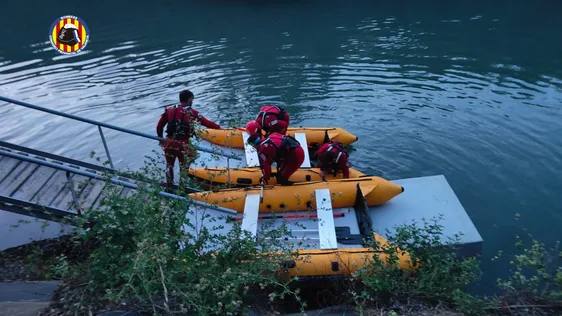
[189,176,403,213]
[200,127,358,148]
[286,234,412,277]
[188,167,366,186]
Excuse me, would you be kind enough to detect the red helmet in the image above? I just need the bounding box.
[245,120,261,136]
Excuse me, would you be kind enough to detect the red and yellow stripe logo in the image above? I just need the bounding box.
[49,15,89,54]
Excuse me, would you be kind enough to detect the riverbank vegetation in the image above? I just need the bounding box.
[1,165,560,315]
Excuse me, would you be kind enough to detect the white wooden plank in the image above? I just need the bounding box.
[294,133,311,168]
[241,132,260,167]
[241,193,260,237]
[315,188,337,249]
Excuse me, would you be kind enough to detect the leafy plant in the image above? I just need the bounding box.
[493,237,562,315]
[350,217,483,314]
[50,159,300,315]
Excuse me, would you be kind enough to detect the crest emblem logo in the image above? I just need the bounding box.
[49,15,89,54]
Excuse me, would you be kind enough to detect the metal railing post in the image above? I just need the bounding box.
[65,171,82,214]
[97,125,115,169]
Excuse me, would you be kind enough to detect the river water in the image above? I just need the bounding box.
[1,1,561,289]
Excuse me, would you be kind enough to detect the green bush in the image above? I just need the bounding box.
[52,162,299,315]
[350,217,483,314]
[494,237,562,314]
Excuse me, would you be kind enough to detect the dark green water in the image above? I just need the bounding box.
[1,1,561,291]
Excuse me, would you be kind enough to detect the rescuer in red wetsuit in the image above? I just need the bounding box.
[246,120,304,185]
[314,142,350,180]
[157,90,221,190]
[255,104,290,135]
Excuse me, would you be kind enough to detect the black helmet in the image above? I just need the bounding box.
[58,23,80,46]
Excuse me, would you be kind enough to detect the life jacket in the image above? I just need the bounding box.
[165,105,195,140]
[326,142,346,164]
[261,133,300,160]
[319,142,347,176]
[256,105,288,132]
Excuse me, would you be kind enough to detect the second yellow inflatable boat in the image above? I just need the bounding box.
[189,176,403,213]
[189,167,366,186]
[285,234,413,277]
[200,127,358,148]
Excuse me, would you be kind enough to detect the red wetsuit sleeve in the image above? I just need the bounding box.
[191,109,221,129]
[258,144,276,184]
[156,111,168,138]
[199,115,221,129]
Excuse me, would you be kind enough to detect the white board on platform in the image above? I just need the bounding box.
[315,188,337,249]
[242,132,260,167]
[241,193,261,237]
[294,133,311,168]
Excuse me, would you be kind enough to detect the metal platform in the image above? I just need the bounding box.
[369,175,483,256]
[183,175,482,255]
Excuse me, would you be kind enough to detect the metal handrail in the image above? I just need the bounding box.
[0,139,113,173]
[0,96,241,167]
[0,195,78,223]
